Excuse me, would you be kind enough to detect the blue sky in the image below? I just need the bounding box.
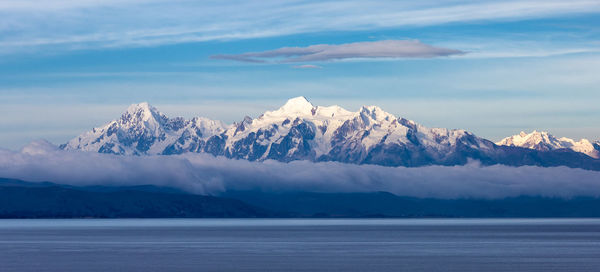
[1,0,599,148]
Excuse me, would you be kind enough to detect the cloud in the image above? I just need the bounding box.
[211,40,464,63]
[292,64,322,69]
[1,140,600,199]
[1,1,599,54]
[209,54,266,63]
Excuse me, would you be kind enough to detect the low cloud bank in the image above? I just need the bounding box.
[1,140,600,199]
[211,40,464,63]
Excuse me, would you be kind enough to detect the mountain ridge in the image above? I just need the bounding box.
[497,130,599,159]
[5,177,600,218]
[61,97,600,169]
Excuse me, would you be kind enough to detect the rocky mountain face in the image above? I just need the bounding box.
[62,97,600,169]
[62,102,227,156]
[497,130,600,159]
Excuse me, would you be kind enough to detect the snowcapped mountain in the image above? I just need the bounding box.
[62,102,227,155]
[218,96,496,165]
[62,97,600,169]
[62,97,493,163]
[497,131,600,159]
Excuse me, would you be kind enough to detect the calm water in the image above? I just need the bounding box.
[1,219,600,272]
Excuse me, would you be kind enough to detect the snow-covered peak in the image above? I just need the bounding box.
[62,102,228,155]
[126,102,155,116]
[497,130,599,158]
[118,102,170,135]
[557,137,598,158]
[260,98,398,124]
[278,96,315,115]
[257,96,319,122]
[359,105,396,123]
[497,130,555,148]
[126,101,152,111]
[191,117,228,133]
[123,102,165,123]
[313,105,352,118]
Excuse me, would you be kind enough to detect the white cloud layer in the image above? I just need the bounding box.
[211,40,464,63]
[1,140,600,199]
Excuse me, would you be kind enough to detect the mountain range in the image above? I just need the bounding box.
[497,130,599,159]
[61,97,600,170]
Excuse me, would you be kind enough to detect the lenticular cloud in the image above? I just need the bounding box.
[1,140,600,199]
[211,40,464,63]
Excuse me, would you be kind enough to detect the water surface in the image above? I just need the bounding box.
[1,219,599,271]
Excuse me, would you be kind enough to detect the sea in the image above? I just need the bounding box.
[1,218,599,271]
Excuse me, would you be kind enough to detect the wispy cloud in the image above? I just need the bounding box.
[211,54,267,63]
[292,64,322,69]
[211,40,464,63]
[1,0,599,54]
[1,140,600,199]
